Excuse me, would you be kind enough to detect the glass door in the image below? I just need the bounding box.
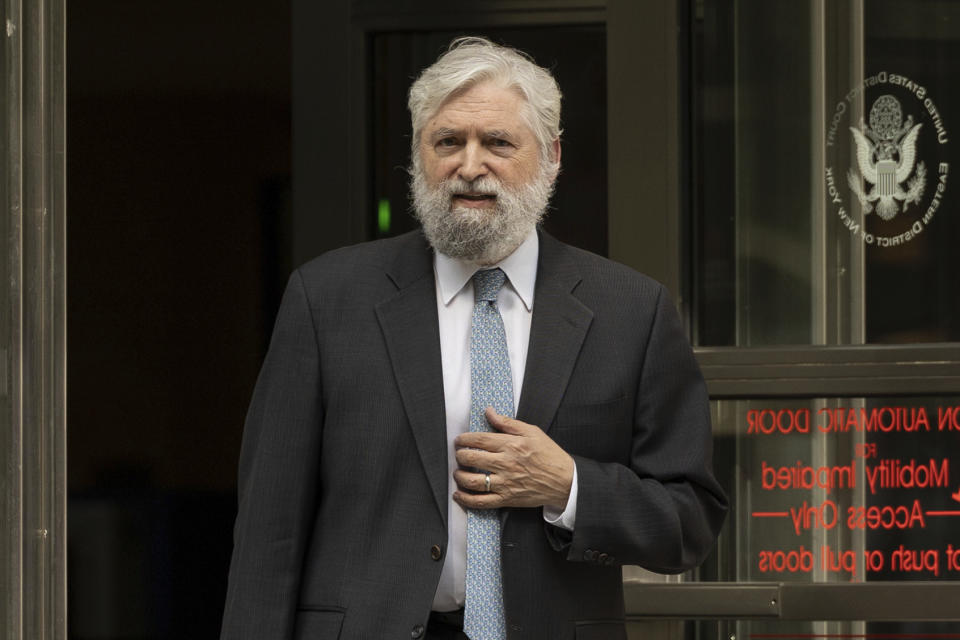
[677,0,960,636]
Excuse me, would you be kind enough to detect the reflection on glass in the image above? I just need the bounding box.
[692,0,960,346]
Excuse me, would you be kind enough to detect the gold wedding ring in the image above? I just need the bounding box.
[484,474,491,492]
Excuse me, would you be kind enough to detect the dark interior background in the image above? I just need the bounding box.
[67,1,291,637]
[66,4,607,638]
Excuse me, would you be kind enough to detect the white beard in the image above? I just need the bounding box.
[410,162,555,265]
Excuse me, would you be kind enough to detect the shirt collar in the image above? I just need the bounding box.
[435,229,538,311]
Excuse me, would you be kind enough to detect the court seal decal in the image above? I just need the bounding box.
[825,71,949,248]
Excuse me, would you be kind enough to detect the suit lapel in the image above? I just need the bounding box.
[375,234,449,526]
[516,231,594,435]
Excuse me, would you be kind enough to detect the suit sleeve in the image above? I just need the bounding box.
[551,285,728,573]
[221,269,324,639]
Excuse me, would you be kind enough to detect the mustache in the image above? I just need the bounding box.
[442,176,504,197]
[410,161,554,264]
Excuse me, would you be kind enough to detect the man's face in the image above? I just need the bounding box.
[420,81,541,201]
[411,81,557,265]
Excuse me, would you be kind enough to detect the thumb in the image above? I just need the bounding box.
[485,407,526,435]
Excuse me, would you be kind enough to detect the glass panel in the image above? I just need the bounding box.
[860,2,959,344]
[692,0,960,346]
[693,1,815,346]
[701,396,960,584]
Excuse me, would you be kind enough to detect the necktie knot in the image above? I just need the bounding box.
[473,268,507,303]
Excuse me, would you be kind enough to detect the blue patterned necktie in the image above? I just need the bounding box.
[464,268,511,640]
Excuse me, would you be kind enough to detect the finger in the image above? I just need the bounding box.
[452,469,491,493]
[484,408,531,435]
[455,431,509,451]
[454,447,501,471]
[453,490,502,510]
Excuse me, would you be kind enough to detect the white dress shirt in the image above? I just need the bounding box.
[431,230,579,612]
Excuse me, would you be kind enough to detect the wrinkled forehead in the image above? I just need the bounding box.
[421,81,533,137]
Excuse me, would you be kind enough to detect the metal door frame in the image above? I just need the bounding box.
[2,0,67,638]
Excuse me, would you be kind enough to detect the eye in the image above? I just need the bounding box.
[486,137,516,155]
[436,137,459,148]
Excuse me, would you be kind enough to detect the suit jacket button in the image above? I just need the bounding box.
[598,552,609,564]
[411,624,424,638]
[430,544,443,561]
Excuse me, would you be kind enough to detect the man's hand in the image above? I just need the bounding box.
[453,407,574,511]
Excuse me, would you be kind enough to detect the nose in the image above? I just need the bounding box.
[456,140,489,182]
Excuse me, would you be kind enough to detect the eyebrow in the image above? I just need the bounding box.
[427,127,518,143]
[428,128,460,143]
[484,129,516,141]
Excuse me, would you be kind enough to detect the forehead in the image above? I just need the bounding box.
[425,82,531,135]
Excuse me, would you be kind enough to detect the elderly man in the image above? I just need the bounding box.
[221,37,727,640]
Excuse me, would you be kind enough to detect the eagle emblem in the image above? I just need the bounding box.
[847,94,926,220]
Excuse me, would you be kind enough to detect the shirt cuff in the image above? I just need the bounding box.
[542,463,578,531]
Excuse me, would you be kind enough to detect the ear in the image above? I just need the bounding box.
[546,139,562,181]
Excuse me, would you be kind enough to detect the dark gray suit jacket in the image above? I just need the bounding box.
[220,230,727,640]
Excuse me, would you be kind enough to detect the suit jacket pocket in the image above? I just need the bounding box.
[294,608,345,640]
[574,620,627,640]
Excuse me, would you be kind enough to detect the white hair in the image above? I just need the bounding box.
[407,36,562,170]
